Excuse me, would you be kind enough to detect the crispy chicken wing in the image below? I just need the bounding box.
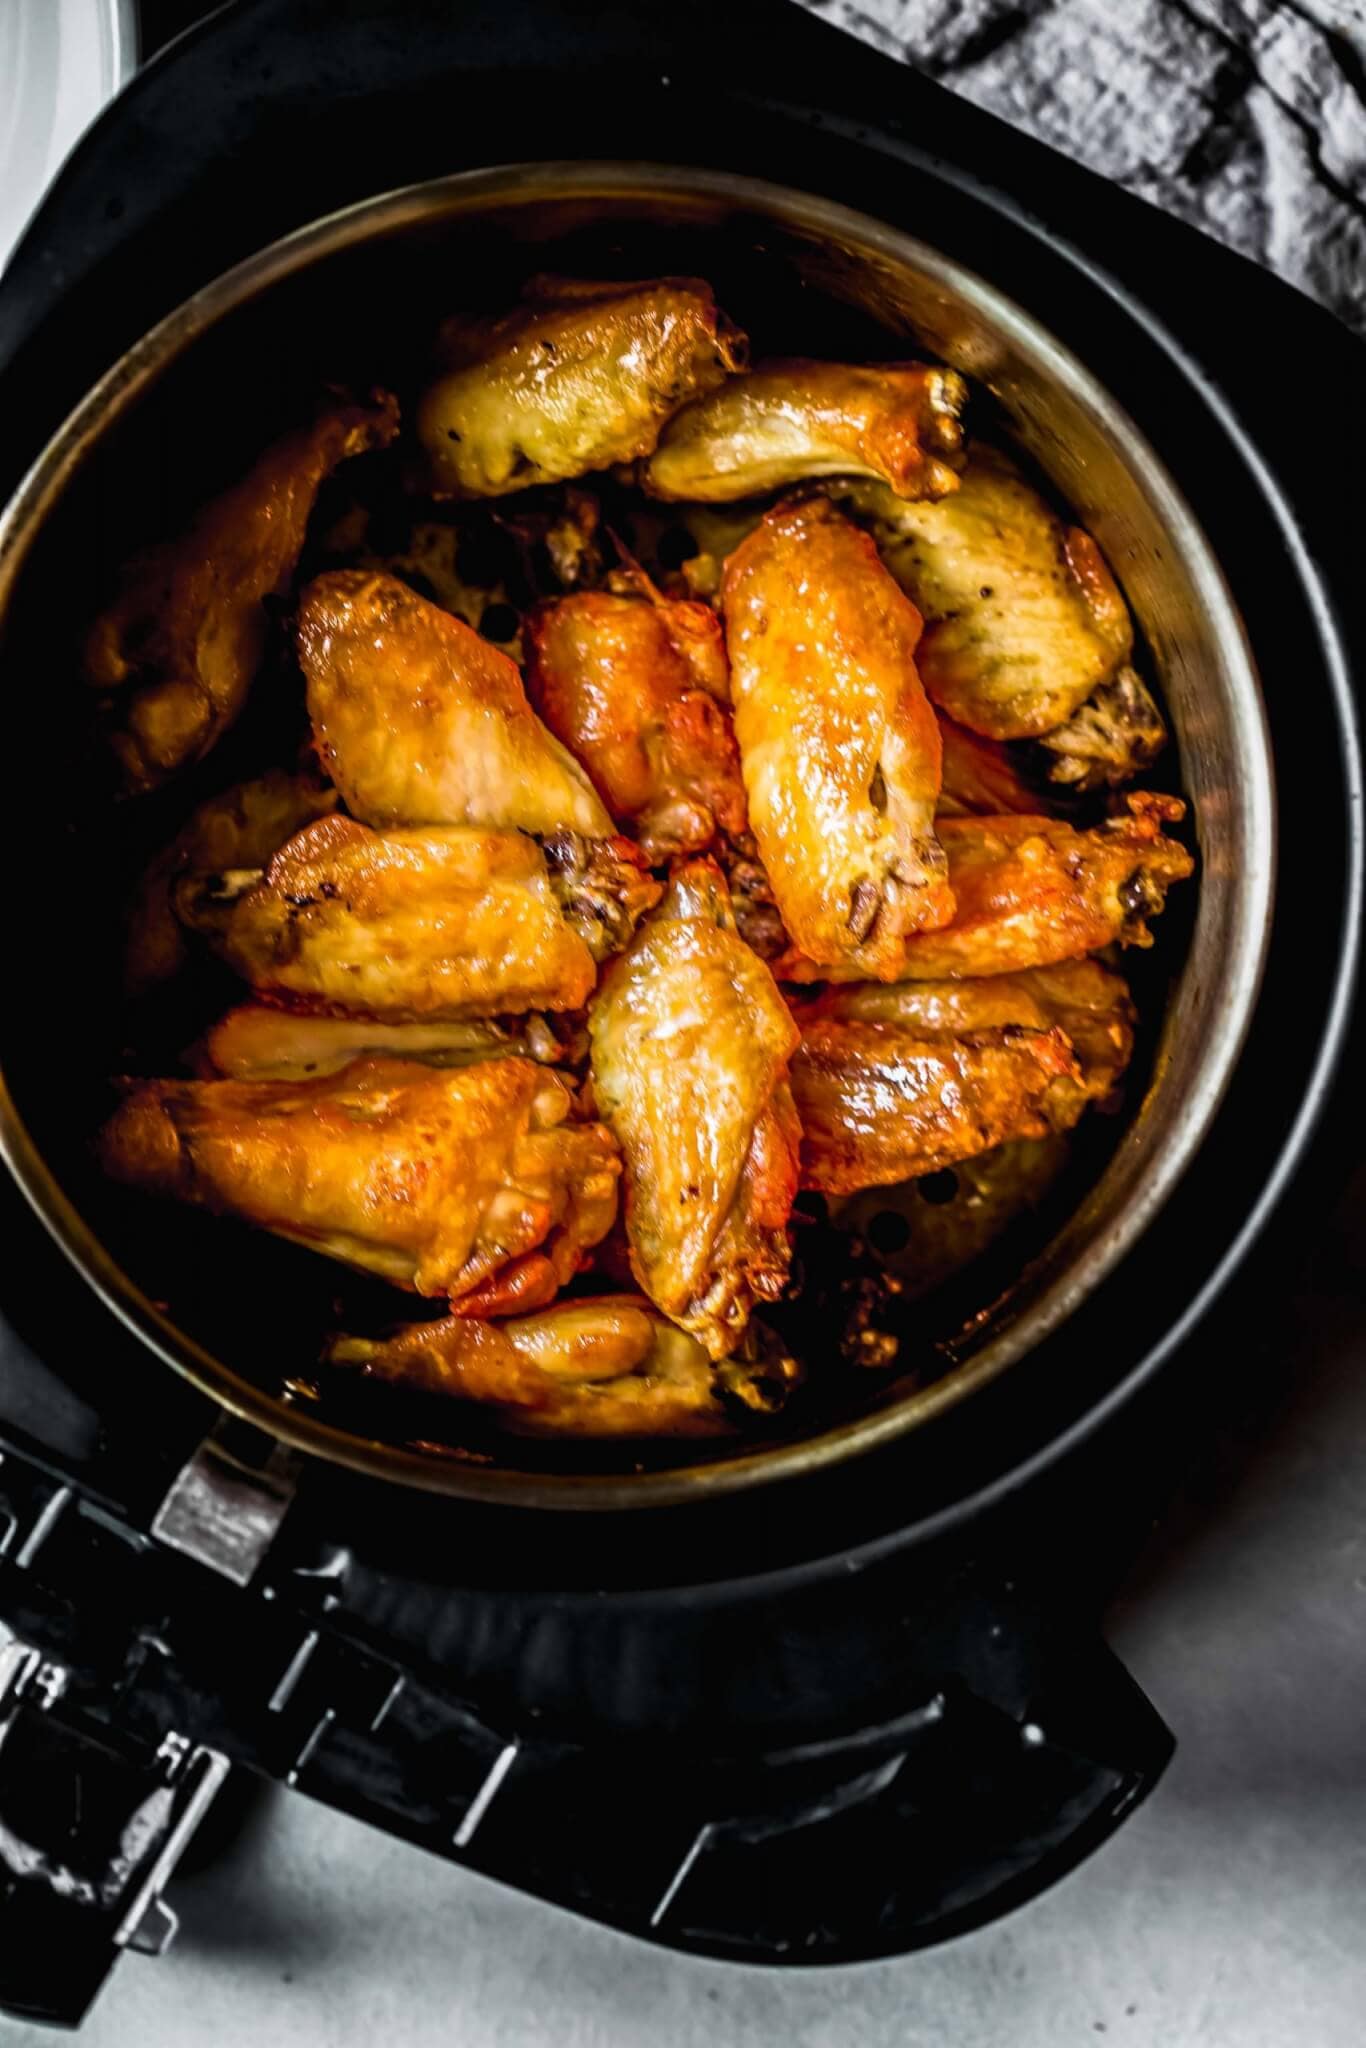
[417,275,745,497]
[806,957,1135,1133]
[326,1295,798,1438]
[791,794,1192,982]
[588,860,800,1358]
[837,449,1133,740]
[198,1006,562,1082]
[175,815,614,1018]
[84,394,399,792]
[793,1013,1079,1196]
[98,1057,619,1309]
[300,569,612,836]
[722,497,953,979]
[523,579,747,861]
[644,359,966,502]
[125,765,339,995]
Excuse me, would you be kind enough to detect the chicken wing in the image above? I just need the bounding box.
[936,715,1043,818]
[84,393,400,792]
[300,569,612,836]
[806,957,1136,1123]
[125,765,339,996]
[174,815,616,1018]
[417,275,745,496]
[1038,665,1169,789]
[837,449,1133,740]
[784,794,1192,982]
[198,1006,562,1082]
[588,860,800,1358]
[523,579,747,861]
[792,1016,1080,1196]
[98,1057,619,1310]
[644,359,967,502]
[326,1295,798,1438]
[722,497,954,979]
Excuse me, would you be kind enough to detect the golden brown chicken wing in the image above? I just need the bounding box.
[299,569,612,836]
[722,497,954,979]
[523,578,747,862]
[125,765,339,995]
[784,794,1192,983]
[792,1016,1080,1196]
[198,1006,562,1082]
[417,275,745,497]
[806,957,1136,1120]
[588,860,800,1358]
[644,359,967,502]
[84,393,399,792]
[98,1057,619,1310]
[326,1295,798,1438]
[838,449,1133,740]
[175,815,612,1019]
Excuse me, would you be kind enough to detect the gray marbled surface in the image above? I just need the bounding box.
[800,0,1366,333]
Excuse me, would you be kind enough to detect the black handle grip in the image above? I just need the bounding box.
[392,1631,1171,1962]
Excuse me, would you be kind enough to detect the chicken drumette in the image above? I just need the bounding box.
[326,1295,797,1438]
[85,393,399,792]
[643,359,967,502]
[175,814,655,1019]
[418,275,745,496]
[99,1057,619,1314]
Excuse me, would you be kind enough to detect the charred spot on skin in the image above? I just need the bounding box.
[1119,867,1165,923]
[869,765,888,813]
[848,878,882,942]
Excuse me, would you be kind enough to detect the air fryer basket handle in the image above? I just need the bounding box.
[419,1627,1172,1962]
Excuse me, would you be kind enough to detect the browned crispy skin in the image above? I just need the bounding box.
[792,1015,1080,1195]
[936,715,1043,818]
[326,1296,797,1438]
[836,451,1133,740]
[588,860,800,1358]
[299,569,612,836]
[174,815,601,1018]
[783,795,1193,982]
[523,583,748,861]
[722,498,954,980]
[125,765,339,996]
[643,360,967,501]
[98,1057,619,1309]
[84,394,400,791]
[417,275,746,496]
[804,957,1136,1125]
[198,1007,559,1082]
[1038,665,1169,789]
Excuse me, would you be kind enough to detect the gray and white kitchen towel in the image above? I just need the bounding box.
[802,0,1366,334]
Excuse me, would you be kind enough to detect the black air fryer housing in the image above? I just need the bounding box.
[0,0,1359,2025]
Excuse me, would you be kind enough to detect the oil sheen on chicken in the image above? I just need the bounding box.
[84,393,399,791]
[418,275,746,496]
[643,359,967,502]
[723,497,954,980]
[588,859,800,1358]
[326,1295,798,1438]
[98,1057,619,1313]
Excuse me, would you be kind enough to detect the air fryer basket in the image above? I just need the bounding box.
[0,165,1272,1508]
